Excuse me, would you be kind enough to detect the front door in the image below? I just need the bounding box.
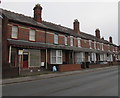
[23,52,29,68]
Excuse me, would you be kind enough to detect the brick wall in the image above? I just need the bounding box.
[73,38,76,47]
[7,24,12,38]
[81,39,85,48]
[89,64,110,68]
[47,50,51,64]
[46,32,54,44]
[68,36,70,46]
[62,51,66,63]
[76,38,78,47]
[3,66,19,78]
[89,63,119,69]
[7,22,118,53]
[81,39,90,48]
[18,27,29,41]
[59,64,81,72]
[36,30,45,43]
[58,35,64,45]
[41,49,46,62]
[91,41,94,49]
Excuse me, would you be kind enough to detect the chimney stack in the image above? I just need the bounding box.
[101,37,104,40]
[95,28,100,39]
[73,19,80,34]
[109,36,113,43]
[33,4,42,23]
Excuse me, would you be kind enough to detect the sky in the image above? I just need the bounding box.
[1,0,119,45]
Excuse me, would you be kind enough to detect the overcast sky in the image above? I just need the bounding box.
[1,0,119,45]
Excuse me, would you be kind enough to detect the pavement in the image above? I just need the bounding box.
[2,66,118,85]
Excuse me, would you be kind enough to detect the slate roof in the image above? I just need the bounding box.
[1,8,117,46]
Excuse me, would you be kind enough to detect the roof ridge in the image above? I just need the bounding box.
[1,8,117,46]
[1,8,33,19]
[43,20,74,31]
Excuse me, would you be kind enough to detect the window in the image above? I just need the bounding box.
[29,49,41,67]
[100,54,104,61]
[104,54,107,61]
[51,50,62,64]
[76,52,85,64]
[89,40,92,49]
[78,38,81,47]
[54,34,58,44]
[70,36,73,46]
[65,36,68,45]
[29,29,35,41]
[12,26,18,38]
[91,53,96,62]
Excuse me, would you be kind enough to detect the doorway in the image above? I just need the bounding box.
[23,52,29,68]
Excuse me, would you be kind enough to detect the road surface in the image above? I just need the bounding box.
[2,66,118,96]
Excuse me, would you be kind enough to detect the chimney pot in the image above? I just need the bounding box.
[101,37,104,40]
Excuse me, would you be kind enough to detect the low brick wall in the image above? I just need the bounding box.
[89,64,108,69]
[112,62,120,65]
[59,64,81,72]
[89,62,120,69]
[3,67,19,78]
[20,67,46,76]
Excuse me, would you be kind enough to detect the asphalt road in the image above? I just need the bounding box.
[3,66,118,96]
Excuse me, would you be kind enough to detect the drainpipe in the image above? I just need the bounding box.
[72,51,74,64]
[46,48,48,69]
[8,45,11,63]
[45,30,48,69]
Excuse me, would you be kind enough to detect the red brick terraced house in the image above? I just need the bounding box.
[1,4,120,78]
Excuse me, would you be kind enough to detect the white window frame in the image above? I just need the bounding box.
[70,36,73,46]
[11,26,18,39]
[102,43,104,51]
[97,42,100,50]
[100,54,104,61]
[89,40,92,49]
[51,50,62,64]
[64,36,68,45]
[104,53,107,61]
[76,52,85,64]
[77,38,81,47]
[113,46,115,52]
[54,34,58,44]
[108,44,110,51]
[94,41,96,49]
[29,29,35,41]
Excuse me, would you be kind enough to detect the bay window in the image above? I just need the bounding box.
[51,50,62,64]
[76,52,85,64]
